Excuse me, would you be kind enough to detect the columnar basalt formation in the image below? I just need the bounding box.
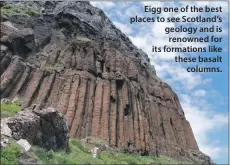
[0,1,213,164]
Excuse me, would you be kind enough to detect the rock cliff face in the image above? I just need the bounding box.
[0,1,213,164]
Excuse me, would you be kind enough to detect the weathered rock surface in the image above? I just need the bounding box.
[5,108,69,150]
[0,138,9,148]
[0,1,213,164]
[17,139,31,152]
[90,147,100,158]
[1,118,12,137]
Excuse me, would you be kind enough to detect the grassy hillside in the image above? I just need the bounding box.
[1,137,186,165]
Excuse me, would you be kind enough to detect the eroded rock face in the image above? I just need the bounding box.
[1,21,34,56]
[6,108,69,150]
[0,1,213,164]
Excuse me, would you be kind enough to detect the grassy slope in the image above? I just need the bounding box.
[0,103,21,118]
[1,4,40,18]
[0,138,22,165]
[34,139,184,164]
[1,137,184,165]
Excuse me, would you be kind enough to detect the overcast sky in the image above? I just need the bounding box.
[91,1,229,164]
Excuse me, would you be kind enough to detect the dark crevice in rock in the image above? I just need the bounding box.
[115,80,122,147]
[77,79,89,138]
[108,80,112,145]
[98,81,104,137]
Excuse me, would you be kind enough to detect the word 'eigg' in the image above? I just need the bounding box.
[144,6,179,14]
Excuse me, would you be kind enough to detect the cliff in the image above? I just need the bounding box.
[0,1,213,164]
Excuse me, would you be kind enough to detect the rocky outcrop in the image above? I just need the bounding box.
[5,108,69,150]
[0,1,213,164]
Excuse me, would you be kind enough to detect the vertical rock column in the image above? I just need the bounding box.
[91,80,103,137]
[45,75,66,108]
[123,86,134,146]
[65,75,80,128]
[9,66,31,99]
[57,75,73,114]
[110,80,117,146]
[138,97,145,151]
[70,78,88,137]
[35,73,56,110]
[0,57,25,96]
[22,69,44,108]
[118,82,126,147]
[81,80,95,138]
[132,89,141,150]
[100,80,110,142]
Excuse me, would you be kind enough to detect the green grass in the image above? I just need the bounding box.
[43,66,57,72]
[0,137,185,165]
[1,4,40,18]
[0,103,21,118]
[34,138,183,164]
[0,144,21,165]
[76,36,91,42]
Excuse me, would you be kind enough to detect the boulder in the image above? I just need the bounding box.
[1,118,12,137]
[6,107,69,150]
[0,21,34,55]
[90,147,100,158]
[17,139,31,152]
[1,138,9,147]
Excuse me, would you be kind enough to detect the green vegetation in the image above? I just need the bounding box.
[43,66,57,72]
[76,36,91,42]
[0,137,185,164]
[0,144,21,165]
[1,103,21,118]
[34,138,183,164]
[1,4,40,18]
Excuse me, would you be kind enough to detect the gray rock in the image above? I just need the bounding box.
[90,147,100,158]
[1,118,12,137]
[1,98,10,104]
[1,138,9,147]
[6,107,69,150]
[1,21,34,56]
[17,139,31,152]
[12,96,22,106]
